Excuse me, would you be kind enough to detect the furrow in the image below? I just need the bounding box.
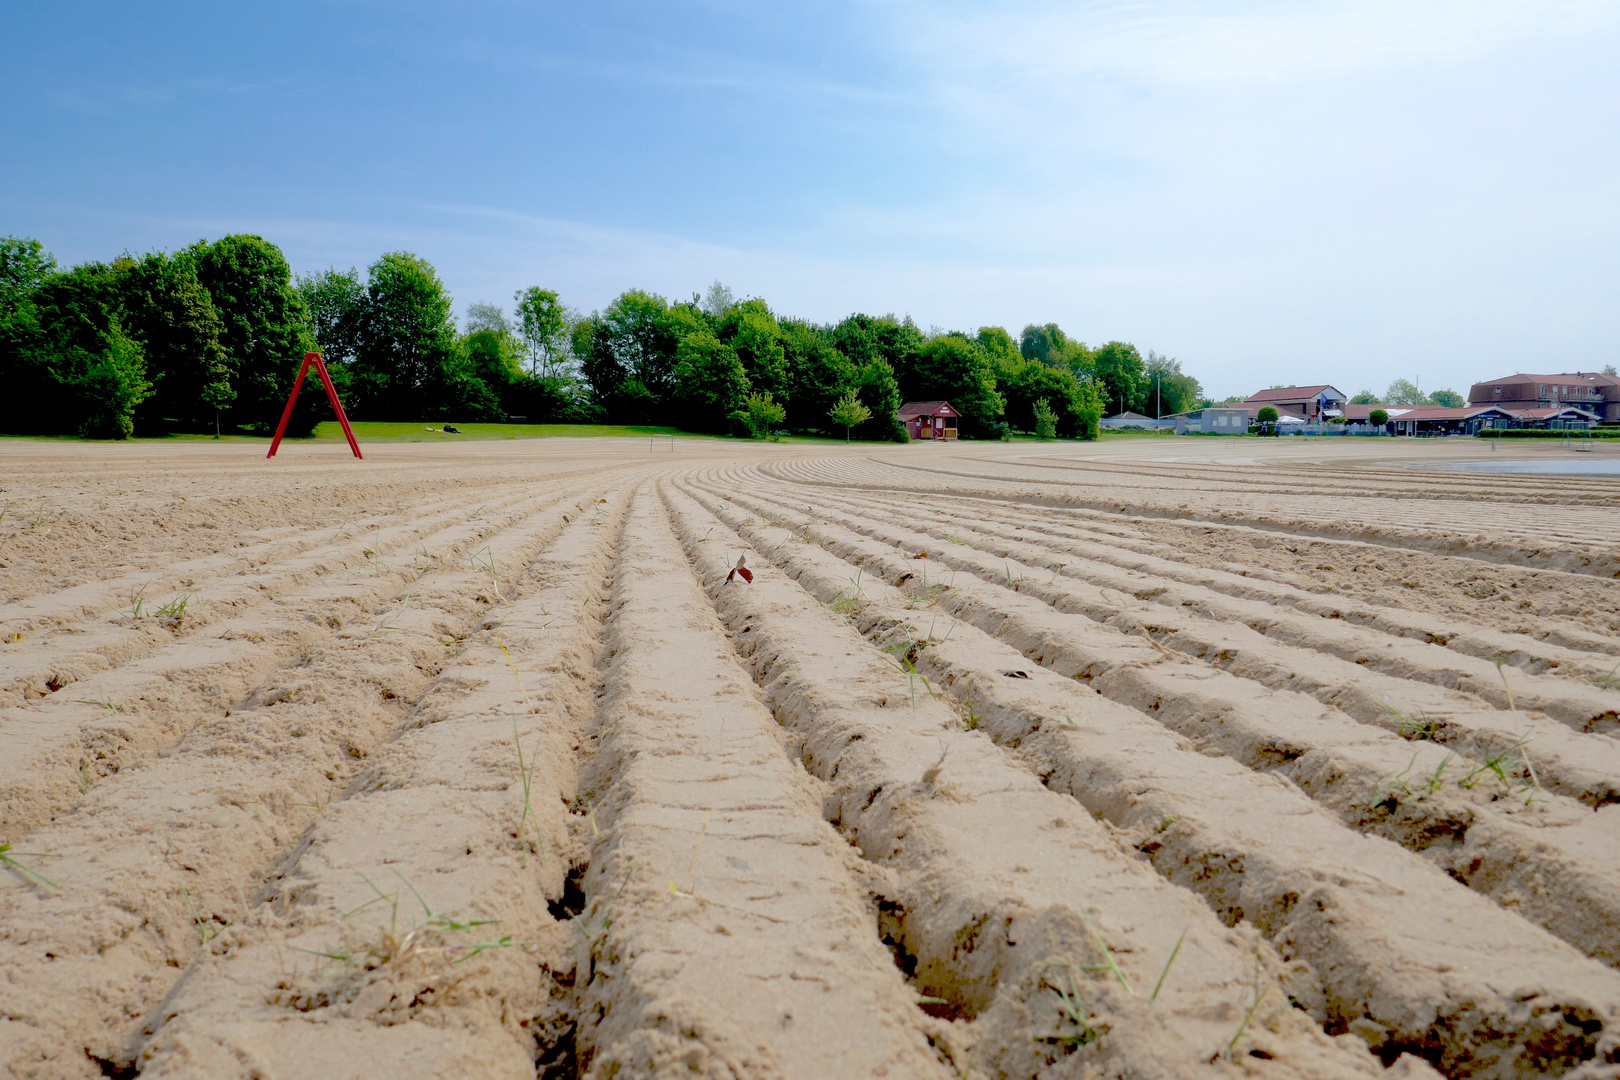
[753,480,1620,809]
[849,486,1620,680]
[816,485,1620,732]
[662,483,1393,1079]
[0,487,535,708]
[124,492,627,1079]
[0,486,585,837]
[570,485,954,1080]
[686,481,1620,1078]
[762,458,1620,579]
[0,486,490,645]
[0,492,593,1080]
[719,485,1620,966]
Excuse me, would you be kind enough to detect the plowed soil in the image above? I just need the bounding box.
[3,435,1618,1080]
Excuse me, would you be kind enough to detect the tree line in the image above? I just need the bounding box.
[1,236,1203,440]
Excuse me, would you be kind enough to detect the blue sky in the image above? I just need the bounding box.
[4,1,1617,399]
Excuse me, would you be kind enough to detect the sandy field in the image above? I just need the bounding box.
[2,433,1619,1080]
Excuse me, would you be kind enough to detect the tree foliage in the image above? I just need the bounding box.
[2,234,1198,444]
[828,388,871,440]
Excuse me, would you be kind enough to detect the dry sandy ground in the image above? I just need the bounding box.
[2,434,1618,1080]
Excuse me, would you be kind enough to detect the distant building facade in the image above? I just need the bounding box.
[1243,385,1347,422]
[897,400,960,440]
[1468,372,1620,422]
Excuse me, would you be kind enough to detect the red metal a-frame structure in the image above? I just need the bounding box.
[266,352,363,459]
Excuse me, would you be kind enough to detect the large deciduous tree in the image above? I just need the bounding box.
[353,252,459,418]
[114,251,232,431]
[1092,340,1148,415]
[190,235,312,432]
[513,287,571,378]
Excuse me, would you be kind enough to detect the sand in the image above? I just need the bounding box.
[1,433,1618,1079]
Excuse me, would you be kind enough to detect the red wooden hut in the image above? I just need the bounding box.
[897,400,960,440]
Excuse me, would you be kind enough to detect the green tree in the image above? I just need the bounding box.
[700,281,736,319]
[780,319,854,432]
[513,287,570,378]
[0,236,57,318]
[1603,364,1617,377]
[1144,351,1202,417]
[1256,405,1278,435]
[1092,341,1148,415]
[297,268,366,369]
[734,390,785,439]
[851,359,905,440]
[114,251,232,430]
[460,325,527,415]
[1019,323,1093,374]
[77,318,151,439]
[1429,388,1465,408]
[828,388,871,440]
[673,329,750,432]
[976,326,1023,377]
[1032,398,1058,439]
[0,238,59,430]
[718,299,788,402]
[1385,379,1429,406]
[1368,408,1389,426]
[353,252,460,418]
[576,290,682,422]
[1350,389,1379,405]
[1000,360,1095,437]
[190,236,314,433]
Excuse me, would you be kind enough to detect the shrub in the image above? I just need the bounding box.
[1033,397,1058,439]
[733,390,786,439]
[1368,409,1389,426]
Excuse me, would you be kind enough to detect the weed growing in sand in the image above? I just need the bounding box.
[1374,755,1419,806]
[1228,947,1269,1051]
[155,594,191,622]
[495,637,546,863]
[1598,661,1620,690]
[307,873,512,969]
[1080,914,1134,994]
[1040,962,1099,1047]
[0,843,58,890]
[468,546,501,596]
[1493,658,1516,711]
[1150,929,1187,1001]
[1384,702,1441,741]
[74,696,117,712]
[122,583,152,619]
[179,887,218,945]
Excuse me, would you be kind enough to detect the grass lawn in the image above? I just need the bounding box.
[310,421,694,442]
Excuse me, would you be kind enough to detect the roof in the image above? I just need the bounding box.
[1104,410,1154,420]
[1244,385,1345,403]
[1517,406,1600,420]
[1473,372,1620,387]
[896,401,958,420]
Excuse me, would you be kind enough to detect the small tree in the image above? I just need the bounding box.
[1256,405,1278,437]
[734,390,786,439]
[827,388,871,441]
[1032,397,1058,439]
[1368,408,1389,427]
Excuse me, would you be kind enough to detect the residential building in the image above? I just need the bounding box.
[1243,385,1348,422]
[1468,372,1620,422]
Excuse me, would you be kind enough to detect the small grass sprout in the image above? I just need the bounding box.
[0,842,58,890]
[1150,928,1187,1001]
[1597,660,1620,690]
[155,594,191,622]
[1228,946,1269,1051]
[1040,961,1100,1047]
[123,583,152,619]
